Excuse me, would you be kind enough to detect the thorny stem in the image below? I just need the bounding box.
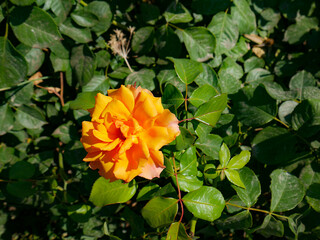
[226,202,289,220]
[172,156,184,223]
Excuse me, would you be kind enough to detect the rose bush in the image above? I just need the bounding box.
[81,85,180,182]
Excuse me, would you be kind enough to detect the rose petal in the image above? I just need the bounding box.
[102,99,131,121]
[108,85,135,113]
[139,149,165,179]
[91,93,112,122]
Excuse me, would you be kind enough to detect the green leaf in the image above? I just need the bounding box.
[67,204,92,223]
[164,2,193,24]
[231,0,256,34]
[69,91,100,110]
[179,147,197,176]
[140,3,160,25]
[194,63,219,88]
[289,70,316,100]
[191,0,231,15]
[50,52,70,72]
[270,169,305,212]
[52,121,78,144]
[136,182,160,202]
[225,169,245,188]
[125,69,156,91]
[176,173,203,192]
[288,213,305,237]
[7,181,36,198]
[284,16,318,44]
[175,127,196,151]
[10,6,61,48]
[10,0,35,6]
[263,82,296,101]
[233,86,277,127]
[215,210,252,230]
[162,84,184,109]
[121,207,145,237]
[70,44,96,86]
[189,84,218,107]
[82,75,109,93]
[132,27,155,55]
[252,126,298,165]
[299,163,320,189]
[0,37,27,89]
[50,0,73,24]
[232,167,261,207]
[15,105,47,129]
[155,25,182,58]
[291,99,320,137]
[194,94,227,127]
[183,186,225,221]
[227,150,250,169]
[306,183,320,212]
[219,143,230,168]
[167,58,203,85]
[258,8,281,32]
[256,215,284,238]
[89,178,137,206]
[87,1,112,36]
[245,68,274,87]
[0,104,15,135]
[166,222,191,240]
[9,161,35,180]
[141,197,178,228]
[181,27,216,62]
[59,18,92,43]
[218,58,243,94]
[195,134,222,159]
[278,101,299,125]
[208,12,239,56]
[71,10,99,27]
[225,36,249,59]
[16,44,44,76]
[244,56,265,73]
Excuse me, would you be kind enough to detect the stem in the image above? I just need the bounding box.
[4,0,9,39]
[60,72,65,107]
[0,76,50,92]
[273,117,289,129]
[124,57,134,73]
[79,0,88,7]
[226,202,289,220]
[189,217,197,237]
[172,156,184,223]
[112,20,130,32]
[178,117,195,124]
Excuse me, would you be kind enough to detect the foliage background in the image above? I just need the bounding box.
[0,0,320,239]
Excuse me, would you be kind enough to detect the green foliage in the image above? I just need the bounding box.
[0,0,320,239]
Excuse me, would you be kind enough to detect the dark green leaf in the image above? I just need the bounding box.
[164,2,193,24]
[289,70,316,100]
[181,27,216,62]
[10,0,35,6]
[136,182,160,202]
[16,44,44,76]
[306,183,320,212]
[255,215,284,238]
[231,0,256,34]
[89,178,137,206]
[155,25,182,58]
[270,169,305,212]
[252,126,298,165]
[125,69,156,91]
[162,84,184,109]
[15,105,47,129]
[87,1,112,36]
[0,104,15,135]
[70,44,96,86]
[175,127,196,151]
[208,12,239,56]
[10,6,61,48]
[215,211,252,230]
[183,186,225,221]
[141,197,178,228]
[140,3,160,25]
[121,207,145,237]
[9,161,35,179]
[245,68,274,87]
[132,27,155,55]
[51,0,73,24]
[60,18,92,43]
[71,10,99,27]
[0,37,27,89]
[82,75,109,93]
[194,63,219,88]
[299,163,320,189]
[67,204,92,223]
[191,0,231,15]
[244,56,265,73]
[7,181,36,198]
[52,121,78,144]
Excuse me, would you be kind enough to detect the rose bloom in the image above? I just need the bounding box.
[81,85,180,182]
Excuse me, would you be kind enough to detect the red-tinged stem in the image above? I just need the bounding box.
[172,156,184,223]
[60,72,65,107]
[178,117,195,124]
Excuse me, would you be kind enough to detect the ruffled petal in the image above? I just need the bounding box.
[90,160,116,181]
[102,99,131,121]
[139,149,165,179]
[108,85,135,113]
[91,93,112,122]
[142,126,170,150]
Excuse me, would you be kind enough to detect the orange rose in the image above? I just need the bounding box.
[81,85,180,182]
